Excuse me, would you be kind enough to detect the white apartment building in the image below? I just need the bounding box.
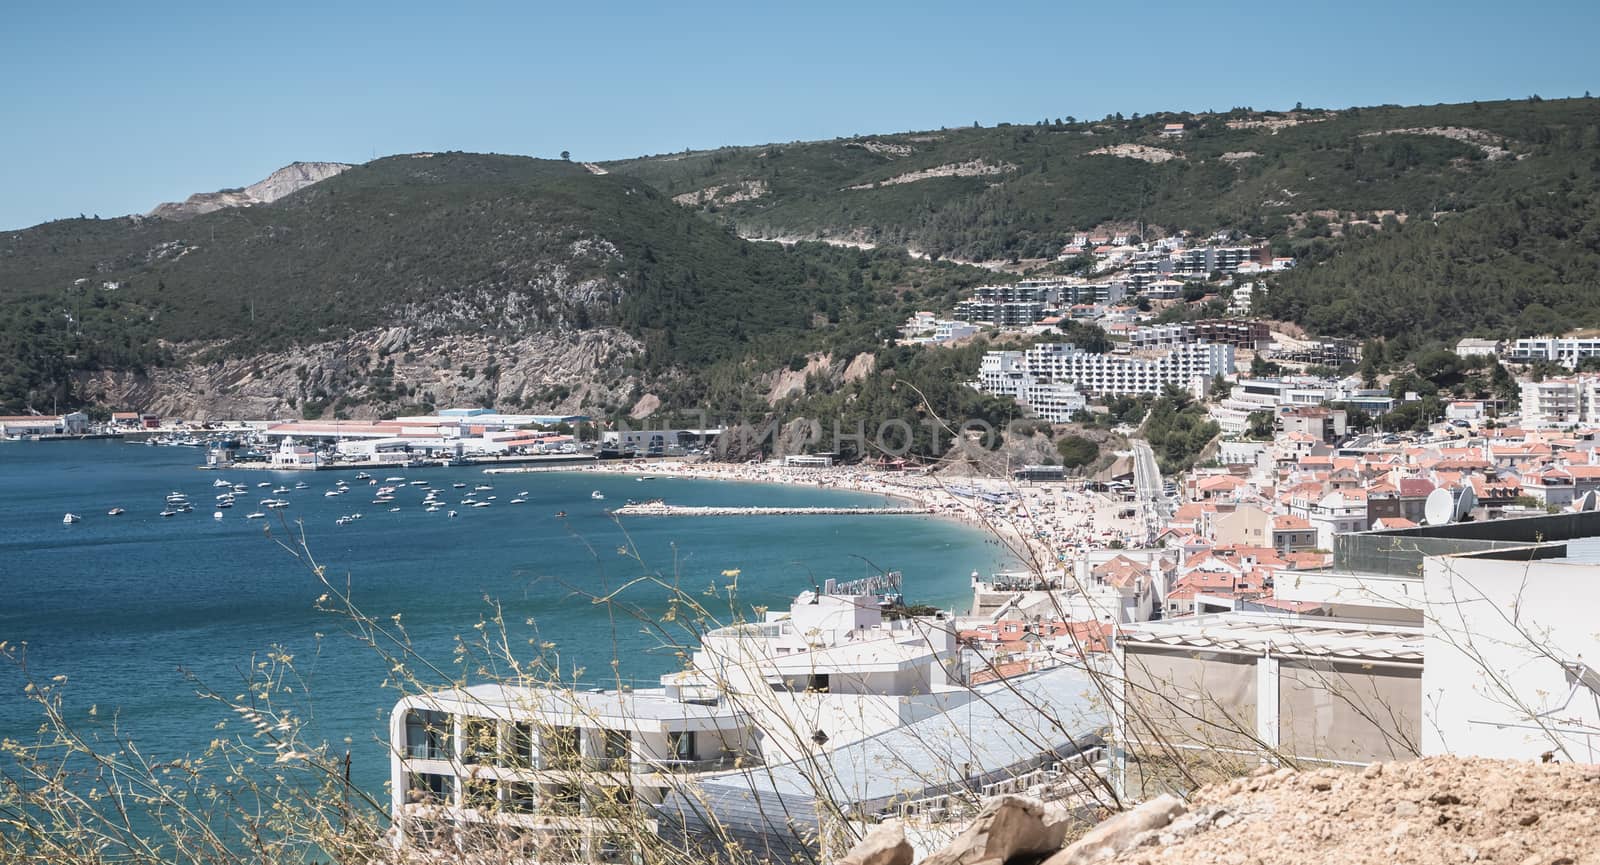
[388,580,970,857]
[1508,337,1600,368]
[1519,376,1600,428]
[1020,342,1234,397]
[978,352,1086,422]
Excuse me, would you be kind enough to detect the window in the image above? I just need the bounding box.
[461,718,495,765]
[540,726,581,770]
[404,710,451,760]
[504,782,538,814]
[807,673,831,693]
[408,772,453,805]
[667,730,696,764]
[600,729,631,770]
[503,722,534,768]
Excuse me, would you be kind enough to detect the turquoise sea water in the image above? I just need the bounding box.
[0,441,1014,798]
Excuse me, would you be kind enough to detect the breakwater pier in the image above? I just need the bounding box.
[611,501,931,517]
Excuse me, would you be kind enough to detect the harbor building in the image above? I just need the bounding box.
[0,411,89,438]
[387,578,978,858]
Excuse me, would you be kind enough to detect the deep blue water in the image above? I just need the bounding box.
[0,441,1014,797]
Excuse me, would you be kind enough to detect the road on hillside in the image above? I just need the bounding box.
[1130,439,1168,545]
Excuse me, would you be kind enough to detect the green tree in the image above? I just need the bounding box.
[1246,410,1276,440]
[1056,434,1099,468]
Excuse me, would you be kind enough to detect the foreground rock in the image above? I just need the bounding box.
[840,757,1600,865]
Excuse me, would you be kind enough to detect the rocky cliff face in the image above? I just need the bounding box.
[74,325,642,421]
[148,161,352,219]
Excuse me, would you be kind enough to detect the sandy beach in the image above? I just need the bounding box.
[536,459,1142,573]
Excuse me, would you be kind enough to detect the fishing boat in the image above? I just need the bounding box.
[62,513,82,524]
[590,490,605,500]
[107,507,125,516]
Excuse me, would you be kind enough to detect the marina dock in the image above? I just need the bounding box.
[611,502,931,517]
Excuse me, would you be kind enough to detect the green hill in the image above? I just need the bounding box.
[607,98,1598,260]
[5,96,1599,421]
[0,153,986,412]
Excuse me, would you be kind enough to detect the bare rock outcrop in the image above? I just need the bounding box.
[841,819,915,865]
[887,757,1600,865]
[149,161,352,219]
[74,325,641,421]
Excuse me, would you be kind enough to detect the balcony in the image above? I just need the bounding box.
[633,754,752,774]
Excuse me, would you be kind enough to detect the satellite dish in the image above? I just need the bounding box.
[1425,485,1478,526]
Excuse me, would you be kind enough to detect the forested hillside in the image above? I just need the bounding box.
[0,154,988,412]
[4,96,1598,418]
[609,98,1597,261]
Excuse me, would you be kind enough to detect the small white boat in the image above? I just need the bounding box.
[452,482,467,489]
[62,513,82,524]
[232,484,248,493]
[213,511,223,520]
[212,479,232,488]
[590,490,605,500]
[257,482,272,488]
[410,480,428,486]
[293,482,309,489]
[385,476,405,482]
[426,505,441,512]
[160,509,177,518]
[474,484,493,491]
[216,501,232,509]
[336,516,352,526]
[246,512,266,519]
[348,513,363,520]
[107,507,125,516]
[509,498,526,504]
[471,501,491,508]
[324,490,342,497]
[448,510,458,518]
[388,507,401,512]
[355,472,372,480]
[265,501,289,509]
[272,486,290,494]
[518,491,529,497]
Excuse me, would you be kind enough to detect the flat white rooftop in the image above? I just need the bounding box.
[1119,612,1424,661]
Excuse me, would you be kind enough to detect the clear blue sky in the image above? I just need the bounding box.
[2,0,1593,229]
